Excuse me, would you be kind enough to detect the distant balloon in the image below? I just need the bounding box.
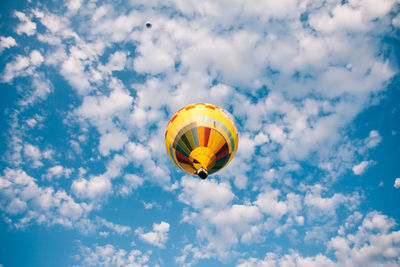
[165,103,239,179]
[145,21,152,29]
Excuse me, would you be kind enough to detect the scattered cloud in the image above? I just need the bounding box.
[1,0,399,265]
[75,244,150,267]
[2,55,30,82]
[23,143,43,168]
[0,36,17,53]
[0,168,92,231]
[394,178,400,189]
[119,174,144,196]
[135,221,170,248]
[352,160,374,175]
[238,212,400,267]
[97,217,131,235]
[71,175,112,200]
[44,165,73,180]
[15,11,36,36]
[179,176,234,209]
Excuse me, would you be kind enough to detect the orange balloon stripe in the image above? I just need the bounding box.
[198,127,205,146]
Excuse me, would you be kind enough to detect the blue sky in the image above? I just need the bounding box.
[1,0,400,266]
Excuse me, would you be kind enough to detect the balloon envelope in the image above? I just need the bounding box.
[165,103,239,178]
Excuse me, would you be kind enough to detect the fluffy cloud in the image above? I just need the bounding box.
[254,189,289,219]
[29,50,44,65]
[238,212,400,267]
[180,201,264,261]
[178,176,234,209]
[125,142,170,186]
[75,244,150,267]
[352,160,374,175]
[99,130,128,156]
[15,11,36,36]
[0,36,17,53]
[45,165,73,180]
[365,130,382,148]
[0,168,91,230]
[98,217,131,235]
[135,221,170,248]
[119,174,144,196]
[394,178,400,189]
[71,175,112,200]
[23,143,43,168]
[1,0,399,265]
[2,55,30,82]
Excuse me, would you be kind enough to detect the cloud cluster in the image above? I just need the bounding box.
[0,36,17,53]
[135,221,170,248]
[238,212,400,267]
[0,0,399,265]
[177,176,365,263]
[0,168,90,230]
[74,244,150,267]
[15,11,36,36]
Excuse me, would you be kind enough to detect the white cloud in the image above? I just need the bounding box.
[180,202,264,260]
[103,154,129,180]
[175,244,213,266]
[254,189,288,219]
[102,51,127,73]
[29,74,52,103]
[66,0,82,12]
[98,217,131,235]
[125,142,170,186]
[211,204,263,243]
[23,143,43,167]
[24,143,41,159]
[29,50,44,65]
[0,168,91,230]
[2,55,30,82]
[1,1,399,265]
[77,86,132,122]
[238,212,400,267]
[135,221,170,248]
[99,130,128,156]
[75,244,150,267]
[71,175,112,200]
[304,184,348,212]
[60,55,92,94]
[119,174,144,196]
[38,12,64,33]
[210,83,234,106]
[48,165,65,176]
[134,40,175,74]
[237,252,335,267]
[179,176,234,209]
[393,13,400,28]
[15,11,36,36]
[6,198,28,215]
[394,178,400,189]
[352,160,373,175]
[0,36,17,53]
[365,130,382,148]
[26,118,37,128]
[45,165,73,180]
[125,173,144,188]
[90,9,141,42]
[143,201,160,210]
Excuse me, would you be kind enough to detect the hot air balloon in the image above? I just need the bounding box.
[165,103,239,179]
